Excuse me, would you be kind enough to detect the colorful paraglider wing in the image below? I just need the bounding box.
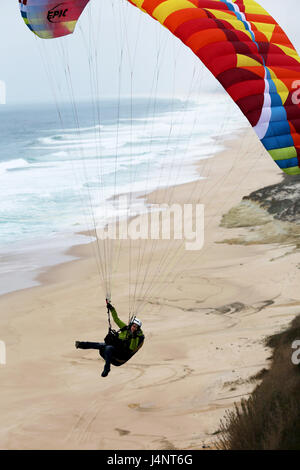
[127,0,300,175]
[19,0,90,39]
[19,0,300,175]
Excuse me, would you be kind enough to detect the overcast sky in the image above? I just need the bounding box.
[1,0,299,104]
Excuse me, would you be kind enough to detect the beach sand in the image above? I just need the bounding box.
[0,128,300,450]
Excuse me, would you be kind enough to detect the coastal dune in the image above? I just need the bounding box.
[0,129,299,450]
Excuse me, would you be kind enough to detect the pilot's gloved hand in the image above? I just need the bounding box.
[106,299,113,311]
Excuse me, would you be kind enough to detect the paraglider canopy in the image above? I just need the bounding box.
[19,0,90,38]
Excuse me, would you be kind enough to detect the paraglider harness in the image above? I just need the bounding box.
[104,303,142,365]
[104,326,128,349]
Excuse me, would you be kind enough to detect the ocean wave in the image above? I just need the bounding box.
[49,124,103,134]
[0,159,30,175]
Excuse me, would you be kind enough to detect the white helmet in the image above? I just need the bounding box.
[132,317,142,328]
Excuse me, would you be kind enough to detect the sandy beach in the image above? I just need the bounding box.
[0,127,300,450]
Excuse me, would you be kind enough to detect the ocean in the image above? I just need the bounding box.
[0,95,246,295]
